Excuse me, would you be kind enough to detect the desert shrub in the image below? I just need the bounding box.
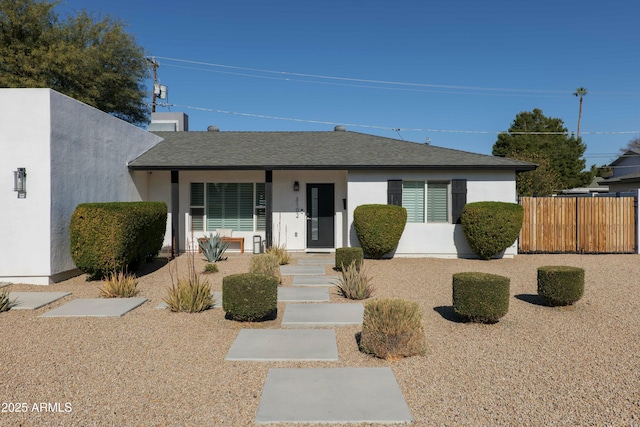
[460,201,523,260]
[335,260,374,300]
[266,244,291,265]
[203,263,218,274]
[164,275,213,313]
[537,266,584,306]
[198,233,229,262]
[0,288,15,312]
[360,298,426,360]
[452,272,510,323]
[222,273,278,321]
[353,204,407,259]
[99,271,139,298]
[335,247,364,271]
[70,202,167,279]
[249,253,281,283]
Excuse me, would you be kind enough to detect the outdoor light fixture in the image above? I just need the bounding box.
[293,181,300,192]
[13,167,26,198]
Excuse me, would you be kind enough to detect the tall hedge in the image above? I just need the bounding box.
[461,201,523,260]
[353,204,407,259]
[70,202,167,278]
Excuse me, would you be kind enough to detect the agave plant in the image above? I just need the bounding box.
[198,233,230,262]
[0,288,16,312]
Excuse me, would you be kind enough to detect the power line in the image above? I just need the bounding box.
[155,102,640,135]
[154,55,640,97]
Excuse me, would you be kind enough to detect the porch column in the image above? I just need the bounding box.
[265,170,273,249]
[171,170,179,258]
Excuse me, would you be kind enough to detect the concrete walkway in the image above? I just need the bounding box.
[226,329,338,361]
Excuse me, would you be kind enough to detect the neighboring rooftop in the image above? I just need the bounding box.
[128,129,537,171]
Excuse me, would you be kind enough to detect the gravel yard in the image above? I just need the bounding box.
[1,253,639,426]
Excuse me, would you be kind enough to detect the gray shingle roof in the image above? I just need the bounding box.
[127,130,537,171]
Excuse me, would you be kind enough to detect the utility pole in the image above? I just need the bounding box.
[147,57,160,113]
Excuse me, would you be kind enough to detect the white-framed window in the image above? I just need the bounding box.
[190,182,265,232]
[401,181,450,223]
[427,182,449,223]
[402,181,425,223]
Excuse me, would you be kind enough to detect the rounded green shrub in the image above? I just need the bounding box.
[222,273,278,321]
[335,247,364,271]
[353,204,407,259]
[537,266,584,306]
[70,202,167,279]
[360,298,426,360]
[461,201,523,260]
[452,272,510,323]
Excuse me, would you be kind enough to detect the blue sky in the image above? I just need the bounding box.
[61,0,639,167]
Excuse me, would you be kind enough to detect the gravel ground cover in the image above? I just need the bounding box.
[1,253,639,426]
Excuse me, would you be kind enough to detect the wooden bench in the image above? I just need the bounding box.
[198,237,244,253]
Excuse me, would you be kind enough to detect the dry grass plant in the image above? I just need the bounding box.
[335,260,374,300]
[249,253,282,283]
[203,263,219,274]
[0,287,16,312]
[164,242,214,313]
[360,298,426,360]
[266,244,291,265]
[99,271,139,298]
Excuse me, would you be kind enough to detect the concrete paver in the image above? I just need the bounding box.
[39,298,147,317]
[282,303,364,327]
[280,265,326,276]
[256,367,412,424]
[277,287,329,302]
[291,275,338,287]
[8,292,71,310]
[226,329,338,361]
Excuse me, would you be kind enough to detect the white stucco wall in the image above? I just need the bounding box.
[0,89,162,284]
[347,169,519,258]
[0,89,53,284]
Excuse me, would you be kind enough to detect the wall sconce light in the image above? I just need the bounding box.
[13,167,26,198]
[293,181,300,192]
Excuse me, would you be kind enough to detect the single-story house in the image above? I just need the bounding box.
[2,88,536,285]
[603,150,640,192]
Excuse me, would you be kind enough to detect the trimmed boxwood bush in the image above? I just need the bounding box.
[452,272,510,323]
[70,202,167,279]
[461,201,523,260]
[335,247,364,271]
[353,204,407,259]
[360,298,426,360]
[537,266,584,306]
[222,273,278,321]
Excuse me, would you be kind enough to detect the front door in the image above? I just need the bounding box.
[306,184,335,249]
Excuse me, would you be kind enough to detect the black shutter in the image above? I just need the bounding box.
[451,179,467,223]
[387,180,402,206]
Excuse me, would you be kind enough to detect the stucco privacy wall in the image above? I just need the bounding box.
[148,170,348,252]
[0,89,162,285]
[346,170,519,258]
[0,89,52,283]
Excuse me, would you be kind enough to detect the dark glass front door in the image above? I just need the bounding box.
[306,184,335,249]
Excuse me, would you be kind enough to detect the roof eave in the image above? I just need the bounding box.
[128,164,538,171]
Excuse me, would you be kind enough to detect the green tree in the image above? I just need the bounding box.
[0,0,149,125]
[493,108,593,196]
[573,87,588,138]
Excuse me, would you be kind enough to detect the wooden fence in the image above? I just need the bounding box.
[519,196,637,253]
